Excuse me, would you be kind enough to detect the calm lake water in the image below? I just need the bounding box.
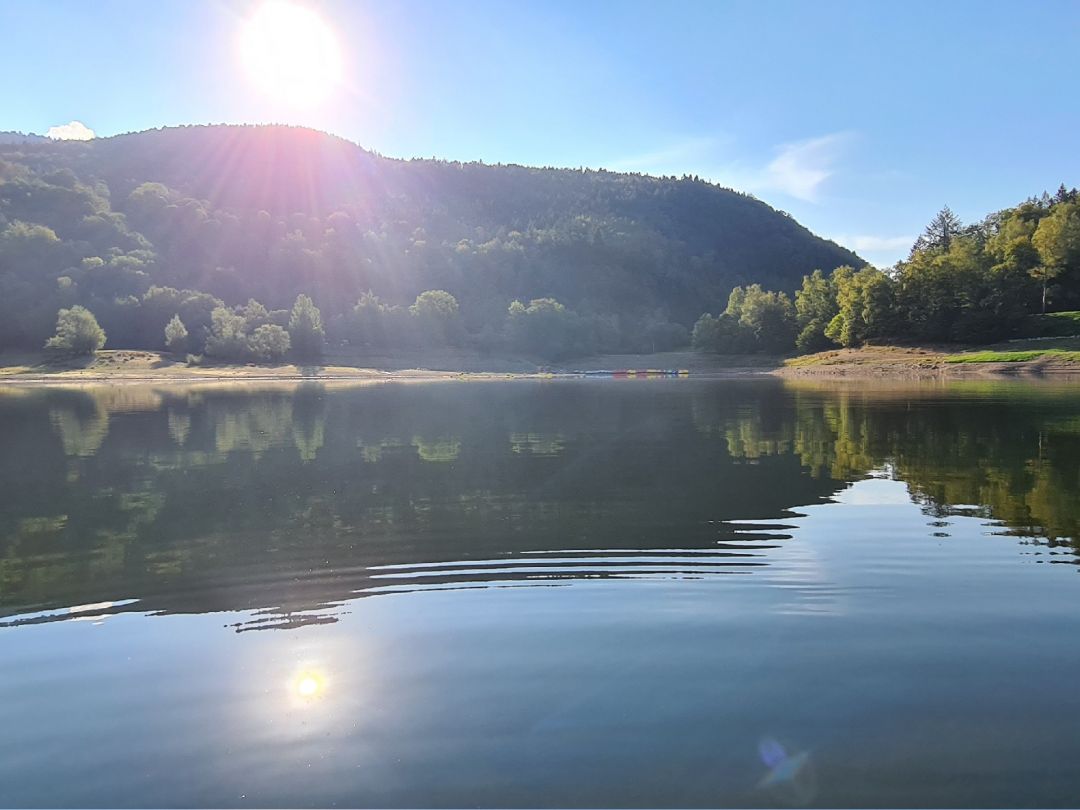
[1,378,1079,808]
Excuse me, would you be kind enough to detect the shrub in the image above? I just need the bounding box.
[248,323,291,361]
[164,314,188,353]
[44,306,106,356]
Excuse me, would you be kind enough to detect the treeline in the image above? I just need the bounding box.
[694,188,1080,354]
[0,123,859,359]
[38,274,692,362]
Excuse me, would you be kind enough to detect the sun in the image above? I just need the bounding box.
[239,1,343,107]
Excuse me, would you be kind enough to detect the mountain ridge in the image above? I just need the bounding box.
[0,124,862,351]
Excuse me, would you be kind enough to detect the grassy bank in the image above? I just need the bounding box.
[0,350,529,385]
[783,338,1080,378]
[943,348,1080,363]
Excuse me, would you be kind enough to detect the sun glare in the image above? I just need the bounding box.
[292,669,325,699]
[240,1,343,107]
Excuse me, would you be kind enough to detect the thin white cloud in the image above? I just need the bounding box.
[46,120,95,141]
[605,131,854,204]
[761,132,852,202]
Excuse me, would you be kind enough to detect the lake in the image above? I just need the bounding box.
[1,378,1079,808]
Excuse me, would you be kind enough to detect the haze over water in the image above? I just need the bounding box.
[1,378,1079,808]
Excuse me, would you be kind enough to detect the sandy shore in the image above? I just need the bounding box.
[777,346,1080,379]
[0,349,771,386]
[3,346,1079,386]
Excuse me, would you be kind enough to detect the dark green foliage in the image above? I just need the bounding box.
[826,266,895,347]
[910,206,963,256]
[693,190,1080,357]
[1031,202,1080,312]
[0,124,860,355]
[1016,310,1080,338]
[408,290,461,347]
[44,305,106,355]
[4,125,1076,361]
[692,284,795,354]
[794,270,839,352]
[138,286,222,352]
[506,298,582,359]
[692,189,1080,357]
[691,313,754,354]
[347,291,411,348]
[287,294,324,358]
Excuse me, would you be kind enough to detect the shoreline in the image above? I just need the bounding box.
[2,346,1080,386]
[776,345,1080,380]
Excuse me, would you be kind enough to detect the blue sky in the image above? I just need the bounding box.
[3,0,1078,265]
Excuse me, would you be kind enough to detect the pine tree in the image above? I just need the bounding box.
[910,206,963,256]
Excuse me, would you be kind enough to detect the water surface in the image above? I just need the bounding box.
[1,378,1079,808]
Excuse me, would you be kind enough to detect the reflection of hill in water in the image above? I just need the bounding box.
[0,379,1078,629]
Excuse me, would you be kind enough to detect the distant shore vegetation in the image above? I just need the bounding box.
[0,125,856,362]
[694,189,1080,355]
[0,126,1075,363]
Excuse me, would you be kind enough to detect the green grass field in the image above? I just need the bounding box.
[944,349,1080,364]
[1016,311,1080,338]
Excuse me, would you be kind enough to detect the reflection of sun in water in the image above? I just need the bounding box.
[292,670,325,700]
[240,1,343,106]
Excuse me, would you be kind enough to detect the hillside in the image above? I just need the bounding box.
[0,124,861,353]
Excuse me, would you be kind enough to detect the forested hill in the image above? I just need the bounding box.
[0,124,860,352]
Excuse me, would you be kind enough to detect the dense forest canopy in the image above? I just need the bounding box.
[0,124,860,357]
[694,187,1080,355]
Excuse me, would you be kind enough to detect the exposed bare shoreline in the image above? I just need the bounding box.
[1,347,1079,387]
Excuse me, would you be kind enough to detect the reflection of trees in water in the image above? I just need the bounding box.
[3,380,1080,621]
[702,391,878,480]
[167,410,191,446]
[50,400,108,458]
[211,397,296,456]
[44,384,329,462]
[509,432,565,457]
[411,435,461,463]
[5,382,841,615]
[709,385,1080,545]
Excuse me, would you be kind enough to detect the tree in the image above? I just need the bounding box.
[691,313,753,354]
[825,267,895,347]
[506,297,585,359]
[204,306,249,361]
[240,298,271,331]
[409,289,462,346]
[44,305,106,355]
[911,206,963,256]
[723,284,796,353]
[248,324,291,361]
[288,294,325,358]
[1032,202,1080,312]
[410,289,459,320]
[1028,265,1063,315]
[350,291,409,348]
[794,269,839,352]
[164,314,188,353]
